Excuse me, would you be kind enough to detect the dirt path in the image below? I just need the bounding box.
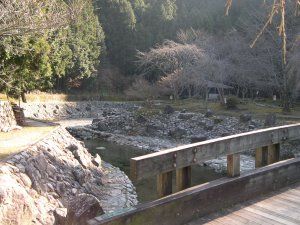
[0,118,57,159]
[55,118,93,127]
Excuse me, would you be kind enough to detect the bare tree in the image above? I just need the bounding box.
[136,40,206,81]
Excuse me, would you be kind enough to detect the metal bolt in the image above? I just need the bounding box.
[193,158,196,163]
[173,163,177,168]
[193,149,197,153]
[173,153,177,159]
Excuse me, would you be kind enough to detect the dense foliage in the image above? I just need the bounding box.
[0,0,104,96]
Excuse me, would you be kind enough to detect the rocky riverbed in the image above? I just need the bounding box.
[0,127,137,225]
[22,101,300,175]
[64,102,300,173]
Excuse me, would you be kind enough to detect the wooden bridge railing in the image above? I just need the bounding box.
[131,123,300,198]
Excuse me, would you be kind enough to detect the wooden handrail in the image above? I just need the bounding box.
[131,123,300,182]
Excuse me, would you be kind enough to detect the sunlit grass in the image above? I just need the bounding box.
[142,98,294,119]
[0,126,56,160]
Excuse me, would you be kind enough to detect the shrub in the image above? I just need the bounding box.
[226,96,240,109]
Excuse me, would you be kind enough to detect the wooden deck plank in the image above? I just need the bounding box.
[285,188,300,197]
[281,191,300,201]
[225,213,253,224]
[245,206,299,225]
[253,199,300,220]
[189,182,300,225]
[232,209,284,225]
[277,193,300,204]
[265,196,300,213]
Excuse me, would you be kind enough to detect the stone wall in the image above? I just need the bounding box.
[0,101,16,132]
[21,101,138,120]
[0,127,137,225]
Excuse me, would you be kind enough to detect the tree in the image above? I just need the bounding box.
[0,0,84,37]
[226,0,300,111]
[0,35,52,99]
[0,0,105,95]
[64,0,105,88]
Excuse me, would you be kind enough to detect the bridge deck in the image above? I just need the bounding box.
[188,182,300,225]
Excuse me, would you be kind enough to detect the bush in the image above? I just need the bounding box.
[226,96,240,109]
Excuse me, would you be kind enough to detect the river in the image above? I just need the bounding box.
[84,139,223,203]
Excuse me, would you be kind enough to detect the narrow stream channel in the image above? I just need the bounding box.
[84,139,223,203]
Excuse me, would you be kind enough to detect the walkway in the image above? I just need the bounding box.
[0,118,57,159]
[55,118,93,128]
[188,182,300,225]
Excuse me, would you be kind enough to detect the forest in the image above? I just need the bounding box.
[0,0,299,111]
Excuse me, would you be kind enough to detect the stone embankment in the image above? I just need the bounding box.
[0,101,18,132]
[0,127,137,225]
[21,101,138,120]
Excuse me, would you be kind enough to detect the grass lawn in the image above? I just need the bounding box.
[0,126,56,160]
[137,98,300,121]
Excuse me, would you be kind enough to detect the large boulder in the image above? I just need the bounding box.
[0,174,36,225]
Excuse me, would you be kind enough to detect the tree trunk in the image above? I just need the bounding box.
[21,92,27,103]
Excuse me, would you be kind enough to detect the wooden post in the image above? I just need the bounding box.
[227,153,240,177]
[255,146,268,168]
[157,171,173,198]
[267,144,280,165]
[176,166,191,192]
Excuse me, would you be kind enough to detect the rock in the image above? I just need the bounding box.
[97,123,108,131]
[56,182,66,196]
[19,173,32,188]
[146,125,161,135]
[213,117,223,124]
[34,155,48,172]
[249,124,256,129]
[72,167,87,185]
[0,174,35,225]
[73,147,92,168]
[240,113,252,122]
[205,109,213,117]
[92,119,101,124]
[204,123,214,131]
[85,106,92,111]
[92,154,101,167]
[264,113,276,126]
[136,115,147,123]
[178,113,194,120]
[53,110,58,114]
[67,194,104,225]
[66,109,72,115]
[164,105,174,114]
[169,128,187,139]
[221,132,230,137]
[67,144,78,152]
[15,163,26,173]
[190,136,208,143]
[54,208,68,225]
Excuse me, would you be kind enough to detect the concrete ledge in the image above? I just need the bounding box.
[88,157,300,225]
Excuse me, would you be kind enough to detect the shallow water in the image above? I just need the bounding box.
[84,139,223,203]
